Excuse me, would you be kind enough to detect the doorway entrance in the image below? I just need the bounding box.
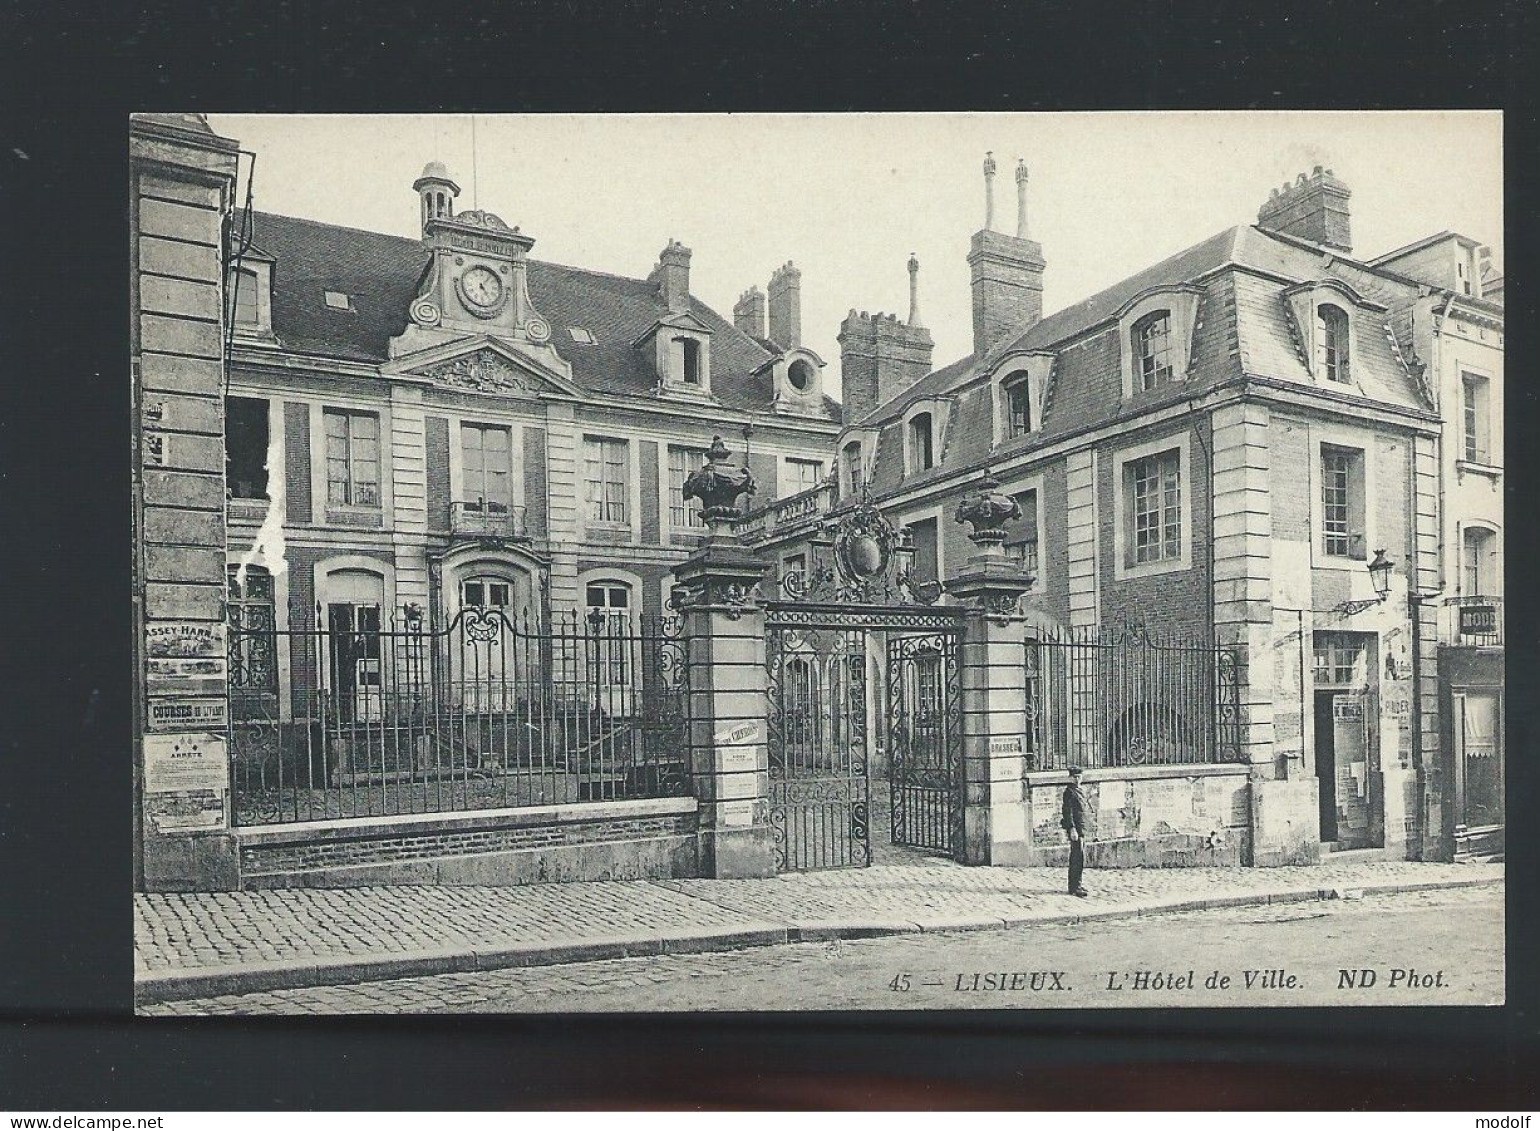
[1312,631,1378,850]
[765,606,964,872]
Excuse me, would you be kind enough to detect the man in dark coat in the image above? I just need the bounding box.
[1061,766,1089,896]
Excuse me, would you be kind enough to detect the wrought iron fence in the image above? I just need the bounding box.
[227,605,689,826]
[1023,624,1241,771]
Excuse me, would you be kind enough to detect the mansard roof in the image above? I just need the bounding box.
[243,211,841,422]
[856,223,1438,497]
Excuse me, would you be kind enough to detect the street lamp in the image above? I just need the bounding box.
[1367,549,1394,602]
[1336,548,1395,617]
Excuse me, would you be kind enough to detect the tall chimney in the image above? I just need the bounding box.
[967,154,1045,357]
[1015,159,1030,238]
[907,253,923,328]
[983,151,998,231]
[839,258,935,424]
[649,239,693,313]
[1256,166,1352,252]
[768,261,802,349]
[733,285,767,339]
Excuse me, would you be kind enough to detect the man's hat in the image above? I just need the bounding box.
[1067,765,1083,776]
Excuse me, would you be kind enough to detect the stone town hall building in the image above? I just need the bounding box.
[131,115,1500,892]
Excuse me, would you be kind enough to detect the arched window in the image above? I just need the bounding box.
[1317,304,1350,383]
[1003,373,1032,437]
[1464,527,1498,597]
[586,580,634,687]
[1133,310,1173,391]
[226,267,259,328]
[908,412,934,472]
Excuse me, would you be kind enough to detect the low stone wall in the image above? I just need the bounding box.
[237,797,699,888]
[1022,765,1251,868]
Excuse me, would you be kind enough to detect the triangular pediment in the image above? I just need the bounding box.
[385,335,583,399]
[633,310,714,346]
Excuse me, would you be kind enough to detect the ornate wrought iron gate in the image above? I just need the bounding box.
[886,629,963,854]
[765,603,964,871]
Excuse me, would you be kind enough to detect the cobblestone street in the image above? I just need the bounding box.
[139,884,1502,1013]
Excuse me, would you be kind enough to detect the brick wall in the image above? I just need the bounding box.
[639,439,661,544]
[283,402,312,524]
[523,425,547,538]
[424,415,450,533]
[1097,422,1213,641]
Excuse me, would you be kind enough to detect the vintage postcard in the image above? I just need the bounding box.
[130,111,1503,1013]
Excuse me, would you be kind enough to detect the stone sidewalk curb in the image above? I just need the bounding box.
[133,872,1500,1006]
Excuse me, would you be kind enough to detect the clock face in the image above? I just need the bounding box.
[459,265,505,312]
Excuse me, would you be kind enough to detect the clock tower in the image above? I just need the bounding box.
[389,163,558,366]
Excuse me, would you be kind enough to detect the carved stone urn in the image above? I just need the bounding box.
[954,470,1022,549]
[683,436,757,526]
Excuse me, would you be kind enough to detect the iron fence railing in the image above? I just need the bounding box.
[227,605,689,826]
[1024,624,1241,771]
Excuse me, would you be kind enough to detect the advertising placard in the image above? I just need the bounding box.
[147,696,228,731]
[143,731,229,794]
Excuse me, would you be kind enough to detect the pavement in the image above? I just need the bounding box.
[133,857,1502,1006]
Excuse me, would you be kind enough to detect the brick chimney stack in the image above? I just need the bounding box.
[733,286,767,339]
[967,153,1045,357]
[839,268,935,425]
[649,239,693,313]
[1257,166,1352,252]
[768,261,802,349]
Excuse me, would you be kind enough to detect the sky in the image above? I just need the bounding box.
[207,112,1503,401]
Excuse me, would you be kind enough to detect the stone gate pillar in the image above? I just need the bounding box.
[945,472,1036,866]
[674,438,775,878]
[131,114,242,892]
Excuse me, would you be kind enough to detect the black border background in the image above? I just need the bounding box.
[0,0,1535,1110]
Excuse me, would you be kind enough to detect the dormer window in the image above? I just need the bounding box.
[1134,311,1174,391]
[909,412,935,472]
[680,338,702,385]
[788,359,815,392]
[842,440,864,497]
[227,267,259,327]
[1004,374,1032,437]
[1317,303,1350,383]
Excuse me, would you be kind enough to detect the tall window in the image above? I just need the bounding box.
[842,440,864,498]
[1004,375,1032,437]
[1128,450,1181,564]
[323,409,380,507]
[668,445,707,528]
[680,338,702,385]
[1321,444,1366,560]
[461,423,512,513]
[225,396,269,500]
[1463,373,1490,463]
[1464,528,1497,596]
[787,457,824,494]
[1134,311,1173,391]
[586,581,633,685]
[1317,304,1350,384]
[226,267,259,328]
[1007,489,1039,578]
[583,437,629,524]
[909,412,934,472]
[227,565,277,694]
